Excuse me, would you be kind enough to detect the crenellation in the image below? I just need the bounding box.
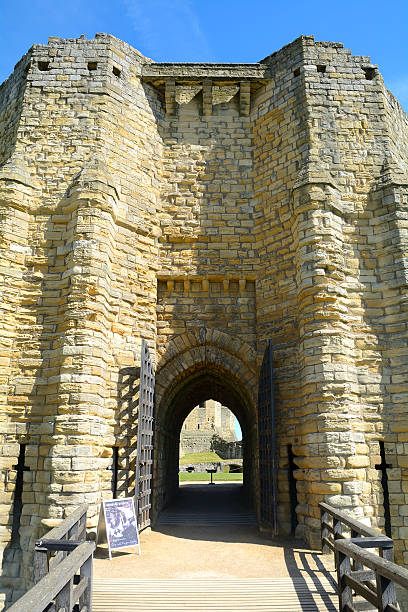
[1,32,408,608]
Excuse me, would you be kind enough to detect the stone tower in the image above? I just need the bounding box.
[180,400,237,456]
[1,33,408,607]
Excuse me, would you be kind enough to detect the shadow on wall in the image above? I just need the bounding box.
[116,367,141,498]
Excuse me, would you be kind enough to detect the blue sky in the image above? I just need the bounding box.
[1,0,407,109]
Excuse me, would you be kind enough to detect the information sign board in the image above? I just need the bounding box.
[99,497,140,559]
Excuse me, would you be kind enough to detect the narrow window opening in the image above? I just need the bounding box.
[88,61,98,71]
[317,65,326,73]
[363,67,376,81]
[375,441,392,537]
[111,446,119,499]
[112,66,121,77]
[11,444,30,545]
[293,67,300,77]
[38,61,50,72]
[288,445,298,535]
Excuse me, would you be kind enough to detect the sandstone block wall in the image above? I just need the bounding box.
[1,33,408,607]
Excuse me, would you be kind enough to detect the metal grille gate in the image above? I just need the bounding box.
[135,340,155,530]
[258,339,278,535]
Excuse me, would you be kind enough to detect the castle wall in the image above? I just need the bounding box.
[252,38,307,535]
[0,52,30,166]
[1,33,408,606]
[0,35,163,607]
[155,73,257,363]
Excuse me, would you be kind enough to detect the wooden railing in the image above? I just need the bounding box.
[320,501,408,611]
[34,503,88,583]
[8,504,95,612]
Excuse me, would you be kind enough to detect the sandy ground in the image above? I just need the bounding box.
[94,483,334,581]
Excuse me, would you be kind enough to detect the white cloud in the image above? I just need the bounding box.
[121,0,212,61]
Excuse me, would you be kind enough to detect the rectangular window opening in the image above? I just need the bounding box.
[363,67,376,81]
[38,61,50,72]
[317,65,326,73]
[88,61,98,71]
[293,67,300,77]
[113,66,121,77]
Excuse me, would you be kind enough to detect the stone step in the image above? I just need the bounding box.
[156,512,257,526]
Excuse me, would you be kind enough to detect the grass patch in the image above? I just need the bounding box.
[180,451,223,465]
[179,472,243,482]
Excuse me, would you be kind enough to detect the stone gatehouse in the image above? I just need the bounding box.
[1,32,408,606]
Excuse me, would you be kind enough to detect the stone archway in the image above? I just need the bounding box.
[153,329,258,522]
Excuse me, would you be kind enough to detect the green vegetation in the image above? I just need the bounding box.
[179,472,243,482]
[179,451,223,465]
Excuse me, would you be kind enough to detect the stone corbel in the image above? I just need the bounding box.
[165,79,176,115]
[240,81,251,117]
[202,79,212,117]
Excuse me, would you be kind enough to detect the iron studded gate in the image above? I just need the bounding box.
[258,339,278,535]
[135,339,155,530]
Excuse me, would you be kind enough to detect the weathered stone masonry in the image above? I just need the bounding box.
[0,33,408,607]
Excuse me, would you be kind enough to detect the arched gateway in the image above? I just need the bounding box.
[1,32,408,606]
[153,329,258,524]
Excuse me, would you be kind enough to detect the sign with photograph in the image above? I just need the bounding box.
[99,497,140,559]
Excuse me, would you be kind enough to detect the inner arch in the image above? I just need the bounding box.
[152,364,258,522]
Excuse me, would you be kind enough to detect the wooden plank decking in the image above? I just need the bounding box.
[93,576,338,611]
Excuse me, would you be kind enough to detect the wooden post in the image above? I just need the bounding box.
[380,541,394,563]
[336,549,353,611]
[55,578,73,610]
[79,552,93,611]
[78,510,87,540]
[351,528,363,572]
[34,548,48,584]
[333,517,342,540]
[321,507,330,554]
[376,571,398,612]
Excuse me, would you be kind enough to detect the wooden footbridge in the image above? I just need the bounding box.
[92,576,337,611]
[7,501,408,612]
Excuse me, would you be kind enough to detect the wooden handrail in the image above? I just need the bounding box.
[34,503,88,583]
[41,503,88,541]
[335,540,408,590]
[319,502,382,539]
[7,541,95,612]
[320,501,407,611]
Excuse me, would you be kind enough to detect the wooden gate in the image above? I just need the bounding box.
[135,339,155,530]
[258,339,278,535]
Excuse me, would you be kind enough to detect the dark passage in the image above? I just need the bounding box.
[156,483,256,526]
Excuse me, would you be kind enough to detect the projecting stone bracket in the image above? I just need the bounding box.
[163,78,254,117]
[165,79,176,115]
[202,79,212,117]
[239,81,251,117]
[158,275,256,296]
[145,62,269,117]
